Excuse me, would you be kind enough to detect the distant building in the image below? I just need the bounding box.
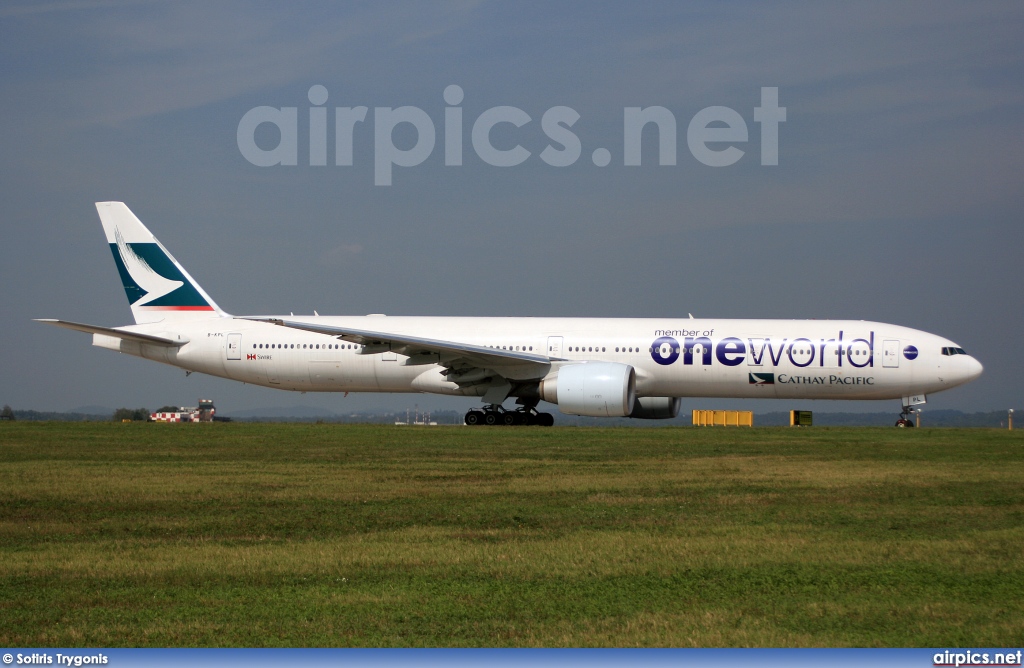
[150,399,216,423]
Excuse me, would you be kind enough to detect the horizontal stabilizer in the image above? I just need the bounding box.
[34,319,189,347]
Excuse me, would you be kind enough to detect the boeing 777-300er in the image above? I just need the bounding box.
[38,203,983,427]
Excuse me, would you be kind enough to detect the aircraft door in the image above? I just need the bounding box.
[266,355,280,384]
[747,337,766,366]
[883,340,900,368]
[226,333,241,360]
[823,340,843,369]
[547,336,563,357]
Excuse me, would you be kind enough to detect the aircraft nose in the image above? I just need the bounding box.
[965,355,983,382]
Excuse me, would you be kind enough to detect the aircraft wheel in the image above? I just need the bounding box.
[484,411,499,426]
[465,411,484,426]
[538,413,555,427]
[895,419,909,428]
[502,412,518,426]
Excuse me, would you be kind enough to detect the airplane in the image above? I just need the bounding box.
[38,202,983,427]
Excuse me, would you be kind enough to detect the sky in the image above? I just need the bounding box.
[1,1,1021,417]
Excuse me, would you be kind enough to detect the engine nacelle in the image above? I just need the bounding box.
[630,396,682,420]
[540,362,636,417]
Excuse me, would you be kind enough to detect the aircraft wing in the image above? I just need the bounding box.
[35,319,189,347]
[247,317,557,380]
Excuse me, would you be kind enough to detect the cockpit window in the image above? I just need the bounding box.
[941,347,968,356]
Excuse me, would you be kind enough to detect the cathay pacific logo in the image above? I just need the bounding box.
[108,231,211,310]
[114,229,183,306]
[749,372,775,385]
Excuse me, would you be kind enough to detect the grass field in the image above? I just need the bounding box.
[0,422,1022,647]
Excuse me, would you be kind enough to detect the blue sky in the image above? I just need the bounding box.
[1,1,1021,415]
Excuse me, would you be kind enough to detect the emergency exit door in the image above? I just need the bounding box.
[547,336,563,357]
[226,333,241,360]
[882,340,900,368]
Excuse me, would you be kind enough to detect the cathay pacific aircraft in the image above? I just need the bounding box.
[38,203,983,427]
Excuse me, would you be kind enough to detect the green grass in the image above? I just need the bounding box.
[1,422,1022,646]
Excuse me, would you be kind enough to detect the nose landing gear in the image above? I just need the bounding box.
[895,406,916,428]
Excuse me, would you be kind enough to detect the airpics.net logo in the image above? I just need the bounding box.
[934,650,1023,667]
[237,85,786,185]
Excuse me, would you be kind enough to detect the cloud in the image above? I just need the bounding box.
[322,244,365,264]
[0,0,152,19]
[4,1,484,126]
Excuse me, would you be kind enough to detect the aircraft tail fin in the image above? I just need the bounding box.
[95,202,228,324]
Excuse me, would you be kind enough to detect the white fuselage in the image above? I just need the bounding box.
[95,315,982,403]
[50,203,981,419]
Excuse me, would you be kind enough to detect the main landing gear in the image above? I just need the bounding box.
[464,405,554,427]
[895,406,916,428]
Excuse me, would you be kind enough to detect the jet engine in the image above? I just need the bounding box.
[540,362,636,417]
[630,396,682,419]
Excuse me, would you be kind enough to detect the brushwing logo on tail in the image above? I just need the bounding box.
[110,229,211,309]
[749,372,775,385]
[114,229,183,306]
